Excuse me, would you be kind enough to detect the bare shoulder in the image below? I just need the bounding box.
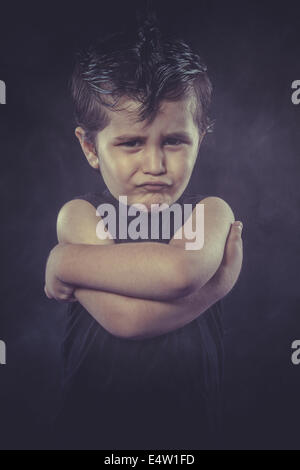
[195,196,235,225]
[170,196,235,249]
[56,198,114,245]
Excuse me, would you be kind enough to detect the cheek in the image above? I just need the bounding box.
[166,151,195,178]
[105,150,138,180]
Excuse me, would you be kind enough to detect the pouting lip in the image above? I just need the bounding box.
[138,181,170,187]
[139,184,170,191]
[140,184,169,193]
[139,185,169,191]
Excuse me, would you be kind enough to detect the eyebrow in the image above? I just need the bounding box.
[113,131,193,143]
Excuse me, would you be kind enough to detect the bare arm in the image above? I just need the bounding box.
[170,196,235,290]
[71,220,243,340]
[49,199,193,301]
[73,267,224,340]
[53,241,191,301]
[73,282,220,339]
[45,198,242,338]
[50,196,234,302]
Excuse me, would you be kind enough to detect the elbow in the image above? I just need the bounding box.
[174,250,218,296]
[99,322,136,341]
[100,317,136,340]
[110,323,152,341]
[109,329,136,340]
[170,251,202,298]
[100,309,139,341]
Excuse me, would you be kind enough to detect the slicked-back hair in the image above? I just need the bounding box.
[70,12,213,147]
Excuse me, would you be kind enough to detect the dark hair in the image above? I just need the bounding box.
[70,8,213,147]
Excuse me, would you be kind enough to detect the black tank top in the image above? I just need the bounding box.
[54,187,225,450]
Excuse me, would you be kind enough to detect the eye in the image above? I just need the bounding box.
[119,138,184,148]
[120,140,141,147]
[164,139,183,146]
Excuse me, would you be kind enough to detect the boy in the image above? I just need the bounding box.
[45,14,243,449]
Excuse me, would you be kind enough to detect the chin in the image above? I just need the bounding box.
[137,193,173,212]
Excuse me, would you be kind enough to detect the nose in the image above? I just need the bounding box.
[142,145,166,175]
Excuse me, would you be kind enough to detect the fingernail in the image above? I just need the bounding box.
[234,221,243,231]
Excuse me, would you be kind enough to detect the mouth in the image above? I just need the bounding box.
[139,184,169,191]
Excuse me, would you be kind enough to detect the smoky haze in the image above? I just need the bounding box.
[0,0,299,449]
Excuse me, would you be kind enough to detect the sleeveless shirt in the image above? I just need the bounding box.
[54,187,225,450]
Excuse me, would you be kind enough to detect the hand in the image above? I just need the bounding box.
[208,221,244,298]
[44,245,77,302]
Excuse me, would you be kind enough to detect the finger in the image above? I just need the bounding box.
[234,221,243,230]
[222,222,243,266]
[229,221,243,241]
[58,293,78,303]
[65,294,78,302]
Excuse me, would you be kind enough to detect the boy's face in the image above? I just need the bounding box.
[77,94,204,209]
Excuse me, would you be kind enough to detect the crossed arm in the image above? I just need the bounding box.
[45,197,243,339]
[71,266,234,340]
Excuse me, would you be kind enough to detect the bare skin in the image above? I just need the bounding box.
[44,95,244,339]
[44,197,243,339]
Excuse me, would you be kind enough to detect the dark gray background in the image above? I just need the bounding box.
[0,0,299,449]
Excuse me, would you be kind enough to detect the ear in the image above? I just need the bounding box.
[196,130,206,154]
[199,131,205,144]
[75,127,99,170]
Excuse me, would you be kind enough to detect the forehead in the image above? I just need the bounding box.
[102,95,198,136]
